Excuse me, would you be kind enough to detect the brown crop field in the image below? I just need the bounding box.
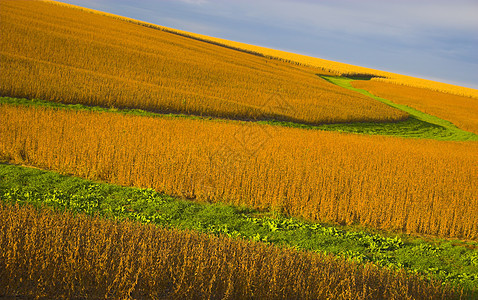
[1,104,477,239]
[0,202,460,299]
[0,0,407,125]
[39,0,478,100]
[352,80,478,134]
[1,0,478,298]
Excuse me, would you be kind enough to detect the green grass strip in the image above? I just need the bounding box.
[1,162,476,296]
[321,76,478,141]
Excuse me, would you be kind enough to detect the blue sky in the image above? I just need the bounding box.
[58,0,478,89]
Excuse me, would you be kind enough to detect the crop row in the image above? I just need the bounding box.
[0,202,461,299]
[352,80,478,135]
[0,0,407,125]
[38,0,478,99]
[2,162,477,293]
[1,104,477,239]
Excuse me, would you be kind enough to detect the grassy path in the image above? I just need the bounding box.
[1,163,476,295]
[321,76,478,141]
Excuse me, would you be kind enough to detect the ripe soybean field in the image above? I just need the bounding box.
[323,76,478,141]
[0,202,460,299]
[352,80,478,135]
[41,0,477,100]
[1,104,477,239]
[1,0,477,298]
[0,0,407,125]
[2,162,477,294]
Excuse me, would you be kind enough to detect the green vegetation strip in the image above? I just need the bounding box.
[321,76,478,141]
[2,96,477,141]
[1,163,476,295]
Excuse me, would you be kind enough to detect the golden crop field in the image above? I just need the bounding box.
[40,0,478,100]
[0,203,460,299]
[352,80,478,135]
[1,104,477,239]
[1,0,477,298]
[0,0,407,125]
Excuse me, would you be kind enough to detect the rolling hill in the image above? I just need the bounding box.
[1,0,477,298]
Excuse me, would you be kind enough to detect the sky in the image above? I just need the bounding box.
[58,0,478,89]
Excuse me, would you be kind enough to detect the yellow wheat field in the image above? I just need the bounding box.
[39,0,478,99]
[352,80,478,135]
[0,0,407,125]
[0,203,459,299]
[1,104,477,239]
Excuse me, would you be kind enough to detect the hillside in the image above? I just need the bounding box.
[2,104,477,238]
[1,0,477,298]
[0,0,407,125]
[41,0,478,100]
[353,80,478,135]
